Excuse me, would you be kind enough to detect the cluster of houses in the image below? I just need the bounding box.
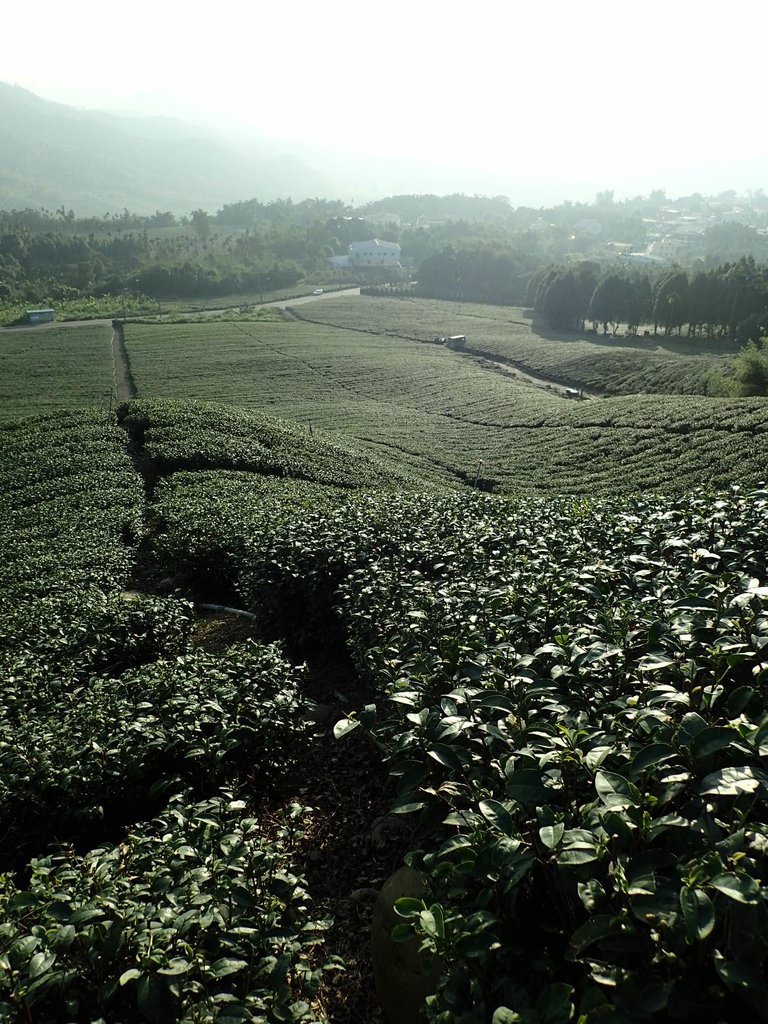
[566,199,768,268]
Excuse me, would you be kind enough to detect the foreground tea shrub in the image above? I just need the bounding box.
[0,793,336,1023]
[330,486,768,1022]
[0,410,143,608]
[0,639,307,859]
[0,591,192,680]
[148,472,350,606]
[145,477,768,1020]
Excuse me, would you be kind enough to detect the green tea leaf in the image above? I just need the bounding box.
[700,766,767,796]
[630,742,676,778]
[333,718,360,740]
[677,711,708,747]
[714,953,766,992]
[479,799,516,835]
[557,847,598,866]
[492,1009,521,1024]
[691,726,740,761]
[427,743,464,772]
[158,957,192,976]
[28,951,55,980]
[505,768,547,804]
[595,770,637,809]
[710,873,760,904]
[679,887,715,941]
[536,981,574,1024]
[539,823,565,850]
[208,958,248,979]
[394,897,424,918]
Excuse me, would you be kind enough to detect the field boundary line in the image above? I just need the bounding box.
[112,322,137,403]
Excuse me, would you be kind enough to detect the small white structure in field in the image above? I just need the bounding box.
[26,308,55,324]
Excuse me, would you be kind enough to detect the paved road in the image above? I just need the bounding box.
[182,287,361,319]
[271,287,359,308]
[0,288,361,332]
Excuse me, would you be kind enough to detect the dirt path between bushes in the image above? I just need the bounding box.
[474,354,607,399]
[112,322,137,403]
[289,304,607,401]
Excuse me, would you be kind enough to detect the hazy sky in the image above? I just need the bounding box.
[4,0,767,202]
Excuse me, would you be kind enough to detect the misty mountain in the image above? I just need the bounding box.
[0,83,336,215]
[3,83,763,218]
[0,82,603,215]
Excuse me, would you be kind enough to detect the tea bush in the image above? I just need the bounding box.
[331,488,768,1022]
[165,477,768,1021]
[5,395,768,1022]
[0,637,307,862]
[0,792,336,1023]
[0,410,143,608]
[118,399,421,491]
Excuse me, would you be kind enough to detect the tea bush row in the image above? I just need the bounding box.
[118,399,422,491]
[0,411,340,1021]
[0,793,336,1023]
[150,478,768,1021]
[302,295,736,397]
[0,411,143,610]
[332,489,768,1022]
[0,627,306,862]
[119,330,768,494]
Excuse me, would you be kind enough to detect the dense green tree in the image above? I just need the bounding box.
[624,275,651,333]
[736,311,768,345]
[190,209,211,243]
[589,274,626,333]
[653,270,689,335]
[542,271,580,330]
[687,271,716,337]
[573,262,600,329]
[3,189,768,319]
[705,221,767,263]
[731,338,768,394]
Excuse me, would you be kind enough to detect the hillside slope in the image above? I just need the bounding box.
[3,402,768,1022]
[0,83,331,213]
[120,321,768,495]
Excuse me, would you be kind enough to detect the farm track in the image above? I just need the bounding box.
[112,418,400,1022]
[286,306,605,400]
[473,354,605,399]
[112,322,137,403]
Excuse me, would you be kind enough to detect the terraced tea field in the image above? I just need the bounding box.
[122,318,768,494]
[0,321,115,421]
[300,295,738,395]
[3,392,768,1022]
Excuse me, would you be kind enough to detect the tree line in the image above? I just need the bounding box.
[408,248,768,344]
[3,191,768,333]
[532,257,768,342]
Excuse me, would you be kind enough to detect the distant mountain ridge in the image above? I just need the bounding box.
[0,82,334,215]
[4,83,764,218]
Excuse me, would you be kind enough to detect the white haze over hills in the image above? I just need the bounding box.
[2,0,767,210]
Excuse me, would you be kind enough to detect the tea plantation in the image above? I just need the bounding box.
[120,320,767,495]
[0,323,114,423]
[2,305,768,1023]
[295,295,738,397]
